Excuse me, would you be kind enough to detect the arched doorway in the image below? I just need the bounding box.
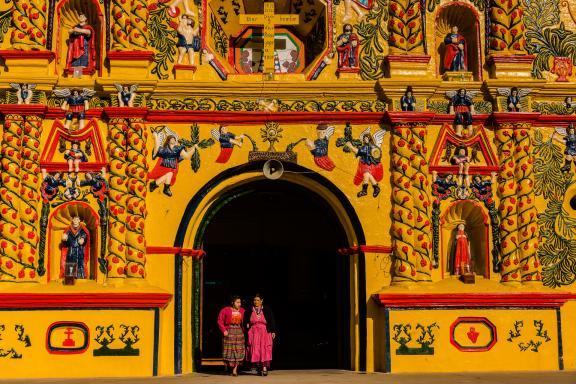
[200,179,351,370]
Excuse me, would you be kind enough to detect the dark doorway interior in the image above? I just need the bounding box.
[201,180,350,369]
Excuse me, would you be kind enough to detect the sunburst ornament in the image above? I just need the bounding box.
[260,122,283,152]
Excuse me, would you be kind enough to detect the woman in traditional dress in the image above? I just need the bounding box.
[244,294,276,376]
[217,295,245,376]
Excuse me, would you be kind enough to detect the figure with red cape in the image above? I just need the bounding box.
[244,294,276,376]
[149,127,198,197]
[60,215,90,279]
[306,124,336,171]
[217,295,245,376]
[66,14,96,75]
[336,24,359,69]
[344,127,385,198]
[451,223,471,276]
[211,126,244,164]
[443,26,467,72]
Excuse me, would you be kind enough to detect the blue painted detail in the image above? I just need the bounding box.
[556,308,564,370]
[153,308,160,376]
[384,308,391,373]
[172,162,367,372]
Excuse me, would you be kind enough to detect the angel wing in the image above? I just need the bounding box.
[325,125,335,139]
[53,88,71,98]
[517,88,532,98]
[373,129,386,148]
[465,90,480,100]
[210,128,220,141]
[129,84,139,93]
[497,88,511,97]
[445,90,457,99]
[555,127,567,136]
[114,83,123,92]
[28,84,37,90]
[155,126,179,147]
[81,88,96,98]
[358,126,371,141]
[9,83,21,91]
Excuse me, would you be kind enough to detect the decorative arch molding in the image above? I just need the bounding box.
[171,161,367,374]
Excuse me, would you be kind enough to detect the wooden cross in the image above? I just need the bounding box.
[239,1,299,75]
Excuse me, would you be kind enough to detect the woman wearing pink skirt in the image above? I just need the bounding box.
[244,294,276,376]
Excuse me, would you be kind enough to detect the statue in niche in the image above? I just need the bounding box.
[211,126,244,164]
[65,13,96,77]
[54,88,96,132]
[114,83,139,107]
[553,125,576,172]
[450,223,473,282]
[451,146,470,187]
[443,25,467,72]
[401,86,416,111]
[336,24,359,69]
[342,0,369,24]
[60,214,90,282]
[176,14,200,66]
[10,83,35,105]
[497,87,532,112]
[305,124,336,171]
[41,170,65,203]
[446,89,477,137]
[342,126,385,198]
[149,127,198,197]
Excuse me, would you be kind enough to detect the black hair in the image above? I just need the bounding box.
[230,294,241,305]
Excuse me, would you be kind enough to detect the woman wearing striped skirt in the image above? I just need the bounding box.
[217,295,245,376]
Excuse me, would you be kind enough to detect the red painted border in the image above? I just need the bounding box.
[46,321,90,355]
[103,107,148,119]
[107,51,155,62]
[0,104,48,116]
[146,246,205,258]
[373,292,573,308]
[449,316,497,352]
[338,245,392,255]
[0,293,172,308]
[487,55,535,65]
[0,50,55,60]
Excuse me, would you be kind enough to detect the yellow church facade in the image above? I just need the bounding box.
[1,0,576,378]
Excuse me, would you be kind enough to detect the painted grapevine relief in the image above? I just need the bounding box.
[506,320,551,352]
[392,323,439,355]
[93,324,140,356]
[0,324,32,358]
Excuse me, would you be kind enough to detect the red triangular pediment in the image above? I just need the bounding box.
[429,124,499,175]
[40,119,107,172]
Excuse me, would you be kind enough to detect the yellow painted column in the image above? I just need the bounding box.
[513,126,542,283]
[111,0,132,50]
[130,0,149,50]
[106,117,128,281]
[125,117,148,278]
[11,0,47,50]
[409,123,433,280]
[390,123,417,283]
[18,113,43,282]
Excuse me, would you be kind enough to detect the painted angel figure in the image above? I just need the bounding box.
[305,124,336,171]
[114,83,138,107]
[10,83,36,104]
[345,127,385,198]
[497,87,531,112]
[446,89,478,137]
[148,126,198,197]
[54,88,96,131]
[553,125,576,172]
[64,173,81,200]
[211,125,244,163]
